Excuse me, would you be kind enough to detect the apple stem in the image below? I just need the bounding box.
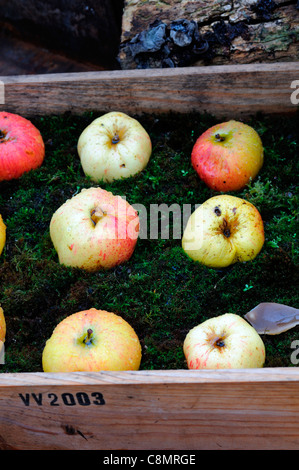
[90,207,106,226]
[111,133,120,144]
[215,133,225,142]
[83,328,93,346]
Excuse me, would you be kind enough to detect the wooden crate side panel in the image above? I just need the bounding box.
[0,369,299,450]
[0,63,298,118]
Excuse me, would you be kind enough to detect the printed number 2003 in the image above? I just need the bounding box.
[19,391,105,407]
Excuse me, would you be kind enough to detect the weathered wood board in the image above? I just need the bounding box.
[1,368,299,450]
[0,62,299,118]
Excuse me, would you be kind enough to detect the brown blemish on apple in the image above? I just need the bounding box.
[214,206,221,216]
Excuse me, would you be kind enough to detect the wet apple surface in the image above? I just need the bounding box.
[0,111,297,372]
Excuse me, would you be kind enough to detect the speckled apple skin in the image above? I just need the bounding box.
[77,111,152,183]
[182,194,264,268]
[0,306,6,343]
[0,112,45,181]
[191,120,263,192]
[50,187,140,271]
[42,308,142,372]
[0,214,5,256]
[183,313,266,370]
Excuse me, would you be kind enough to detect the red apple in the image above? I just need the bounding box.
[42,308,142,372]
[191,120,264,192]
[0,111,45,181]
[50,187,139,271]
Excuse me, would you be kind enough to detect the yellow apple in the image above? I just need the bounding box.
[77,111,152,182]
[50,187,139,271]
[42,308,142,372]
[183,313,266,369]
[0,306,6,343]
[182,194,264,268]
[191,120,264,192]
[0,215,5,256]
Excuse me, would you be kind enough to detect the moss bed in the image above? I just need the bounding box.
[0,110,298,373]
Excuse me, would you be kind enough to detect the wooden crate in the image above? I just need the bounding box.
[0,62,298,450]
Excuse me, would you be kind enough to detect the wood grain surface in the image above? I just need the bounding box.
[0,368,299,450]
[1,62,298,118]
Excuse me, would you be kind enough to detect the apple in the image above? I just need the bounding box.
[0,306,6,343]
[183,313,266,369]
[182,194,264,268]
[0,111,45,181]
[50,186,139,271]
[191,120,263,192]
[77,111,152,182]
[0,214,6,256]
[42,308,142,372]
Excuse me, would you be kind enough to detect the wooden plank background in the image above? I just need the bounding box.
[0,62,298,118]
[0,368,299,450]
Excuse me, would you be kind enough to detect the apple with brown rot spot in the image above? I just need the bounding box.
[182,194,265,268]
[0,111,45,181]
[50,187,139,271]
[191,120,264,192]
[183,313,266,369]
[42,308,142,372]
[77,111,152,183]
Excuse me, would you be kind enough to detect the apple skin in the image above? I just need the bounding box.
[183,313,266,369]
[42,308,142,372]
[0,215,6,256]
[182,194,264,268]
[77,111,152,183]
[0,306,6,343]
[0,111,45,181]
[191,120,263,192]
[50,187,139,271]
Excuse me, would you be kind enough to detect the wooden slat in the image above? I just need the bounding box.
[0,368,299,450]
[0,62,298,118]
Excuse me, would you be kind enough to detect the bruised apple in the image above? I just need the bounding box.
[42,308,142,372]
[0,215,5,256]
[0,111,45,181]
[191,120,263,192]
[50,187,139,271]
[183,313,266,369]
[77,111,152,182]
[182,194,264,268]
